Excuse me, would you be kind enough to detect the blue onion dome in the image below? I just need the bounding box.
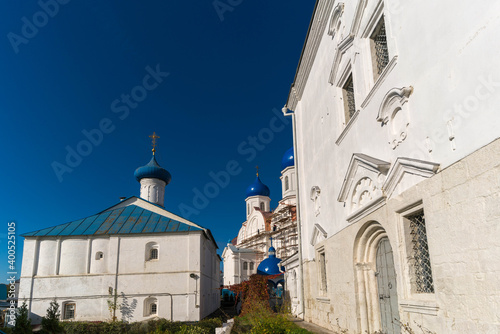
[257,247,285,275]
[245,175,270,198]
[281,147,294,170]
[134,155,171,185]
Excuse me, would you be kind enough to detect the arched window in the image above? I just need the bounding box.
[249,262,254,270]
[95,251,104,260]
[146,242,159,261]
[285,176,289,190]
[144,297,158,316]
[260,202,264,211]
[243,262,248,270]
[247,203,250,215]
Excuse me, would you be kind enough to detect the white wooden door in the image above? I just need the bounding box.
[376,238,400,334]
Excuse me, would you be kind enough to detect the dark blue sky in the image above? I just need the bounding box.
[0,1,314,281]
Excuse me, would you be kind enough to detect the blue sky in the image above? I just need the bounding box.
[0,1,314,282]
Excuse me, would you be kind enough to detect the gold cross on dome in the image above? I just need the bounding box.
[256,165,259,177]
[149,132,160,155]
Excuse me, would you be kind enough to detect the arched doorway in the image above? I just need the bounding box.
[354,221,400,333]
[376,238,400,334]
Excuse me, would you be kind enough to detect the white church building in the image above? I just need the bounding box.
[222,149,298,289]
[19,143,220,323]
[282,0,500,333]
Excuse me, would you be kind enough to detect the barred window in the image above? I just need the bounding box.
[408,211,434,293]
[150,248,158,260]
[370,18,389,79]
[64,303,75,320]
[342,74,356,122]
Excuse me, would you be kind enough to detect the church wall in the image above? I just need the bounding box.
[294,0,500,262]
[90,237,110,274]
[290,0,500,332]
[59,238,88,275]
[300,140,500,332]
[36,239,57,276]
[20,230,220,323]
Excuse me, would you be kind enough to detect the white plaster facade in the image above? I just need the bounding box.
[283,1,500,332]
[20,153,220,324]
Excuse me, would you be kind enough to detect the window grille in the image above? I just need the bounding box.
[150,248,158,260]
[64,303,75,319]
[373,20,389,75]
[343,75,356,120]
[150,303,157,314]
[409,211,434,293]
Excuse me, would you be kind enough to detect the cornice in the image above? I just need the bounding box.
[286,0,334,111]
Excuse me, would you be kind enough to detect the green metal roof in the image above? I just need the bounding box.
[22,204,202,237]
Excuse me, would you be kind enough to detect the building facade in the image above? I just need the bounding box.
[283,1,500,333]
[222,149,299,287]
[19,151,220,323]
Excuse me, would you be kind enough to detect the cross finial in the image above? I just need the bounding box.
[149,132,160,155]
[256,165,259,177]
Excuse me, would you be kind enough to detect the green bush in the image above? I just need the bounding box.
[61,317,223,334]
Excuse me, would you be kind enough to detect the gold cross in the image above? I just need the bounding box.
[149,132,160,155]
[256,165,259,176]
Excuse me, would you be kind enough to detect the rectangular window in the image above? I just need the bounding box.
[150,303,157,315]
[64,303,76,320]
[342,74,356,122]
[408,211,434,293]
[319,251,327,294]
[370,18,389,79]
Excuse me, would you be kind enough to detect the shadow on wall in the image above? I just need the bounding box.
[120,293,138,322]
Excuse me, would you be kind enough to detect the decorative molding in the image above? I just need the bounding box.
[310,186,322,216]
[328,3,344,37]
[338,154,390,222]
[376,86,413,123]
[346,196,386,224]
[360,0,385,38]
[338,154,390,203]
[360,55,398,109]
[377,86,413,149]
[349,0,368,36]
[400,300,439,316]
[328,35,354,85]
[310,224,327,246]
[335,108,360,145]
[286,1,334,111]
[316,297,331,303]
[383,158,440,199]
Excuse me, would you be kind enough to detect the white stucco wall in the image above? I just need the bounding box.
[19,231,220,324]
[286,0,500,332]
